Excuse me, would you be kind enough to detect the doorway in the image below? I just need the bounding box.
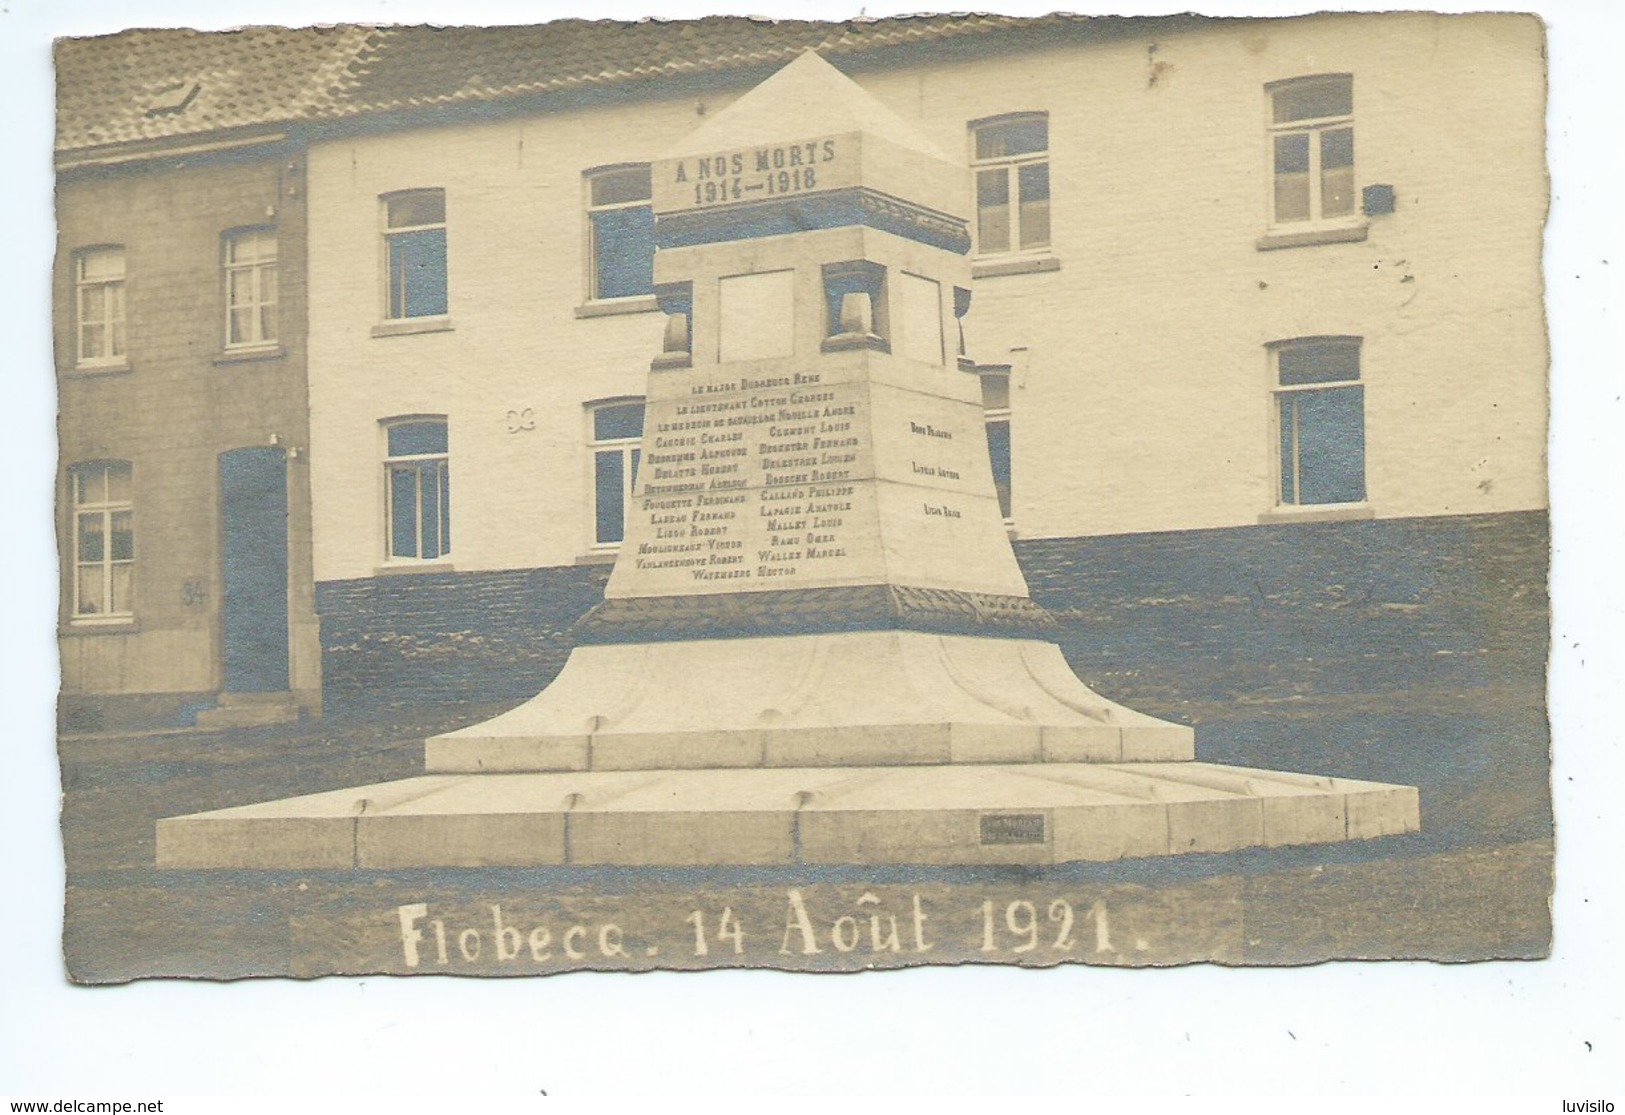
[218,446,289,693]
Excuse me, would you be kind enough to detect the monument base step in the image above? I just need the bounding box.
[156,761,1419,869]
[425,632,1195,773]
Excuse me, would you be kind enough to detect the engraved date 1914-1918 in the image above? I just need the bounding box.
[394,890,1120,968]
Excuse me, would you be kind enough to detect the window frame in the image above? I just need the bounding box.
[1271,336,1367,510]
[968,113,1052,261]
[583,164,656,306]
[586,397,645,551]
[68,460,135,625]
[1265,75,1357,231]
[222,227,279,351]
[381,189,449,322]
[381,416,451,563]
[978,367,1014,524]
[73,246,128,369]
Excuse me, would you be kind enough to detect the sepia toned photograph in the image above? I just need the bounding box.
[7,0,1622,1099]
[48,9,1557,983]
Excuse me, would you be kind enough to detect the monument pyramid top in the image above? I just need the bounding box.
[663,49,950,162]
[650,49,968,236]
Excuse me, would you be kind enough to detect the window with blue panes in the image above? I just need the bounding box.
[384,418,449,559]
[980,369,1013,520]
[1274,337,1365,506]
[590,400,644,546]
[383,190,447,319]
[586,166,654,301]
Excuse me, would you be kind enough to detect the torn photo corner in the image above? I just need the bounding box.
[53,11,1550,981]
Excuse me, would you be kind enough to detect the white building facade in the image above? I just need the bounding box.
[294,13,1546,704]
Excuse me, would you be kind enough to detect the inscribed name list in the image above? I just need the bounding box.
[617,366,873,597]
[610,359,1016,601]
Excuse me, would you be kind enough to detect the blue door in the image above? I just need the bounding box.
[219,446,289,692]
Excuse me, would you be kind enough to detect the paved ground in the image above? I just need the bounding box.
[57,674,1552,982]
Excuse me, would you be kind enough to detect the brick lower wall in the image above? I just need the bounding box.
[316,564,612,707]
[315,510,1549,713]
[1020,510,1549,713]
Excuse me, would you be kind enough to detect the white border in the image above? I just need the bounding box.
[3,0,1620,1097]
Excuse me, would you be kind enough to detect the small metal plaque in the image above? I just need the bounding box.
[980,813,1046,845]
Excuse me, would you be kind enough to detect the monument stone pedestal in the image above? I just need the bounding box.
[157,52,1418,870]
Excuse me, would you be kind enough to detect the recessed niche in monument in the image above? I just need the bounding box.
[719,269,795,362]
[896,271,945,365]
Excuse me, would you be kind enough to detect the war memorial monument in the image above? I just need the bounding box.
[156,52,1420,873]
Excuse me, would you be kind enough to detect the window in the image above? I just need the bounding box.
[586,166,654,301]
[384,190,447,319]
[1268,76,1354,226]
[980,369,1013,521]
[70,461,134,621]
[74,247,126,366]
[384,419,449,560]
[224,230,278,348]
[1274,337,1365,506]
[589,400,644,547]
[970,114,1049,255]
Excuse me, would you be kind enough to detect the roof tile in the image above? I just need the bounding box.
[55,16,1060,156]
[55,25,377,153]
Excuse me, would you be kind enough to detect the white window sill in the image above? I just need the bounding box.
[971,255,1061,280]
[66,360,132,378]
[1256,222,1369,251]
[373,560,456,576]
[1258,503,1375,525]
[575,295,660,319]
[63,616,137,634]
[215,345,285,366]
[371,317,454,339]
[575,550,619,566]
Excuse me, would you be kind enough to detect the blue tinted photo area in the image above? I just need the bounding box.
[1278,340,1365,506]
[387,421,449,559]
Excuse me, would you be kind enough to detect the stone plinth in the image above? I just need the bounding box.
[157,762,1420,869]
